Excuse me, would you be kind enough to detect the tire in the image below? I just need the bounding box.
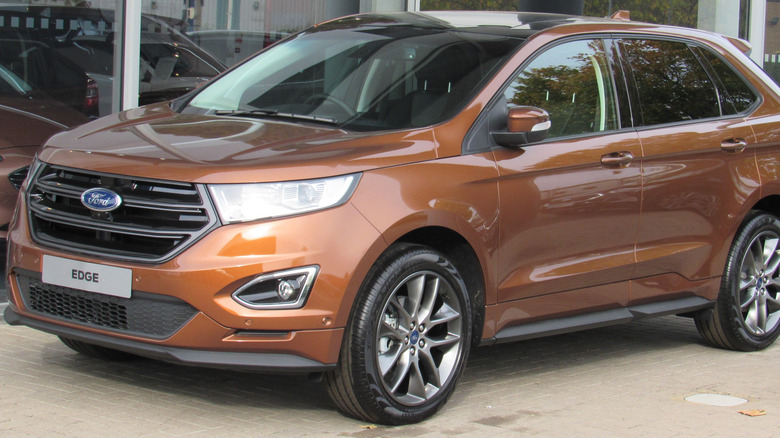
[58,336,138,361]
[325,244,472,425]
[695,211,780,351]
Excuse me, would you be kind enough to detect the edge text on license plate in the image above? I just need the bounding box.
[42,255,132,298]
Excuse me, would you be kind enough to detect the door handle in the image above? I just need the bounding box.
[601,151,634,168]
[721,138,747,153]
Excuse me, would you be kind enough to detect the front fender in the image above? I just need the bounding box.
[349,153,500,306]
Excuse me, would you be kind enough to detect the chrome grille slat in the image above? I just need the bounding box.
[31,182,83,198]
[30,207,193,238]
[27,164,219,262]
[30,199,209,230]
[38,168,200,200]
[35,180,93,195]
[120,200,205,212]
[32,183,205,213]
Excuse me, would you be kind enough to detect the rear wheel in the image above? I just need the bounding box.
[695,211,780,351]
[325,244,472,425]
[59,336,137,361]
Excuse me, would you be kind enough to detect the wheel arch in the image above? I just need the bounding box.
[704,194,779,281]
[394,226,487,346]
[324,229,482,424]
[694,208,780,351]
[334,218,490,349]
[752,195,780,219]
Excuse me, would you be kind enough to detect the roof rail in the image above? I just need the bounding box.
[609,10,631,21]
[724,35,752,55]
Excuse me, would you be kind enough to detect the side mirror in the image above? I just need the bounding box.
[492,106,550,147]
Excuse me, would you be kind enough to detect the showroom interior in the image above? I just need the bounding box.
[0,0,777,118]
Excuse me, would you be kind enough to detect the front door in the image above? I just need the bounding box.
[493,38,641,318]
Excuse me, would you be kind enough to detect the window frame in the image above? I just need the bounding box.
[614,34,760,130]
[463,34,629,154]
[688,43,762,117]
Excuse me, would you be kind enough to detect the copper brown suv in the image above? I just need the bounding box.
[5,11,780,425]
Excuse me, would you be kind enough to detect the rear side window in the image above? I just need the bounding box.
[694,47,758,114]
[620,39,720,126]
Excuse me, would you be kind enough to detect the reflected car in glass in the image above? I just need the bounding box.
[0,5,225,117]
[4,11,780,425]
[0,22,99,119]
[187,30,288,67]
[0,63,87,241]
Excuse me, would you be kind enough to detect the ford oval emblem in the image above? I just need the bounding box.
[81,188,122,212]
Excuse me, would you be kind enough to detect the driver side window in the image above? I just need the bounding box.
[504,39,618,139]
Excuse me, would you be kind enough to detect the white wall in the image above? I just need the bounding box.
[697,0,740,37]
[360,0,407,12]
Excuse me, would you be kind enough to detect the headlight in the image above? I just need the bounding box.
[208,173,361,223]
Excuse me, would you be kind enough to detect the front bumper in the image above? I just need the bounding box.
[4,304,336,372]
[5,195,386,371]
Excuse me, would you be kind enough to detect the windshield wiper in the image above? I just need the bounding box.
[214,109,278,117]
[213,109,339,125]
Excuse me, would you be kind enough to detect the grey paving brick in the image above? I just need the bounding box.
[1,315,779,436]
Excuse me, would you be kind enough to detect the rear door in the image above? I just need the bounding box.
[617,37,761,303]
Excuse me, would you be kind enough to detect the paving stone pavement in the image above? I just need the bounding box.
[1,304,779,437]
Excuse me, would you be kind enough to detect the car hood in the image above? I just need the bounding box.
[39,103,440,184]
[0,94,88,129]
[0,94,88,150]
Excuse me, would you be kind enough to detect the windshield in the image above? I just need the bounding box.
[0,63,33,96]
[183,16,522,131]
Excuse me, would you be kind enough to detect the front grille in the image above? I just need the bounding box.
[27,163,218,262]
[17,270,198,339]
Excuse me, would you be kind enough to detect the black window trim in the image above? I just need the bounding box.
[688,45,727,117]
[604,35,636,130]
[688,42,763,116]
[613,33,762,132]
[464,32,766,155]
[463,33,630,154]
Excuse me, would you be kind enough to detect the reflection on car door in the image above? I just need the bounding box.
[492,38,641,320]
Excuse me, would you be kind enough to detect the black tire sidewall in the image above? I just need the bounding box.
[720,213,780,350]
[350,244,472,425]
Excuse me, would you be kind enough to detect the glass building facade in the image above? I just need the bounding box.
[0,0,775,122]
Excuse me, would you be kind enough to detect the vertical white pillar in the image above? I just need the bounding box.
[360,0,406,12]
[697,0,740,37]
[749,0,767,65]
[121,0,142,111]
[111,2,123,114]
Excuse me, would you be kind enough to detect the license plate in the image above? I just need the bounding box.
[42,255,132,299]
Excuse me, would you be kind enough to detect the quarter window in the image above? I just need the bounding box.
[621,39,720,125]
[503,39,618,139]
[695,47,758,114]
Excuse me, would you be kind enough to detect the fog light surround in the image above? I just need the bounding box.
[232,266,319,310]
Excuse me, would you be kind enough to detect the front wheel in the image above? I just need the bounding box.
[695,211,780,351]
[325,244,472,425]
